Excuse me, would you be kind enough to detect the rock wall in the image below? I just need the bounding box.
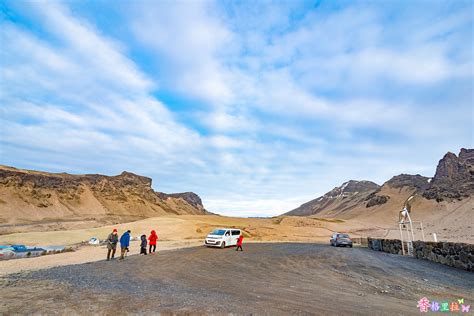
[351,237,369,246]
[368,238,473,271]
[368,238,406,255]
[413,241,473,272]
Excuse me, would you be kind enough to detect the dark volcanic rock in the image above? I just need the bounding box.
[423,148,474,201]
[162,192,204,209]
[362,174,431,208]
[459,148,474,166]
[365,193,390,208]
[0,169,153,193]
[385,174,430,191]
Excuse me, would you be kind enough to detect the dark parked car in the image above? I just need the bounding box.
[330,233,353,247]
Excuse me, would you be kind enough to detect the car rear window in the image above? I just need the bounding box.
[337,234,350,238]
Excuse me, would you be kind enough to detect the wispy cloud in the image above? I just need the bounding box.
[130,1,234,104]
[1,0,472,216]
[1,2,202,173]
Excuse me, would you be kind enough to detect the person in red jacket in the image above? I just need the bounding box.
[148,230,158,253]
[236,234,244,251]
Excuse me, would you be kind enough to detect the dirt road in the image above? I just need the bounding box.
[1,243,472,315]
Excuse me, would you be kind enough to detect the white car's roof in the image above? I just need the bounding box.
[214,228,240,230]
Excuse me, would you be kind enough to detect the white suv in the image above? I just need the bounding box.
[204,228,241,248]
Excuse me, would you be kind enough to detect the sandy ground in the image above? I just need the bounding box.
[1,243,472,315]
[0,239,202,276]
[0,213,464,277]
[0,214,391,246]
[1,213,471,314]
[0,215,385,276]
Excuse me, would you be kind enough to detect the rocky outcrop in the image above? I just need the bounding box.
[364,174,430,208]
[423,148,474,201]
[163,192,204,209]
[0,165,207,224]
[384,174,430,191]
[365,194,389,207]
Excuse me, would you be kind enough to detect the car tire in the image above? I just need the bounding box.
[220,242,226,249]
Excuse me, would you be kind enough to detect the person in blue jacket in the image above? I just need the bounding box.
[119,230,131,260]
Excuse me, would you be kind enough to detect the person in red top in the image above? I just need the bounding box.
[236,234,244,251]
[148,230,158,253]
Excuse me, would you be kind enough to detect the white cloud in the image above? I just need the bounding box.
[208,135,246,149]
[127,1,464,139]
[34,2,153,92]
[205,196,315,217]
[1,3,202,174]
[130,1,233,104]
[1,1,472,217]
[202,109,259,132]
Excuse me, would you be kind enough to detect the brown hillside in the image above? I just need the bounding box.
[284,180,380,217]
[0,165,207,232]
[281,149,473,242]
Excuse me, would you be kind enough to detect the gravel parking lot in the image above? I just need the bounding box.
[1,243,473,315]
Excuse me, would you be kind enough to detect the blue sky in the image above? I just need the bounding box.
[1,0,472,217]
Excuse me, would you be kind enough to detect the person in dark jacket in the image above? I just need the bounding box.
[148,230,158,253]
[236,234,244,251]
[140,234,147,255]
[106,228,119,260]
[119,230,131,260]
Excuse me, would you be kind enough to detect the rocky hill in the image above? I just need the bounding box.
[284,149,472,220]
[423,148,474,201]
[161,192,204,210]
[0,165,207,231]
[364,174,430,208]
[285,180,380,216]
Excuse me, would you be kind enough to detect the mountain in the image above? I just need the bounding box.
[160,192,204,210]
[423,148,474,201]
[365,174,430,208]
[284,180,380,216]
[0,165,207,231]
[284,148,473,222]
